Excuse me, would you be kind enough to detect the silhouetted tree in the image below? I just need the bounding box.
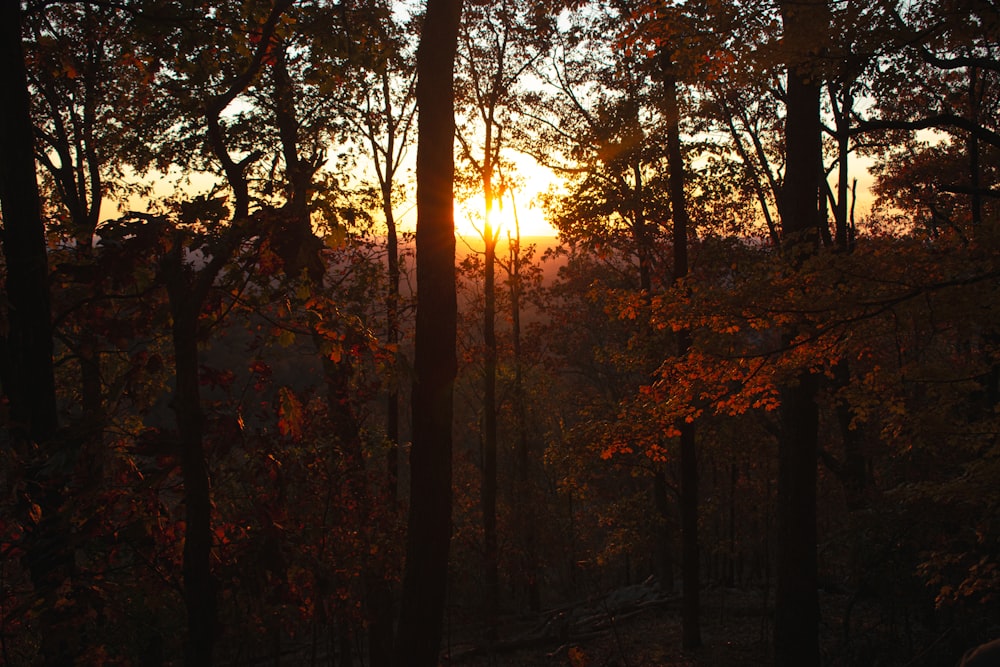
[395,0,462,664]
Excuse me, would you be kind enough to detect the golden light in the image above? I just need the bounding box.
[454,193,556,244]
[455,153,561,241]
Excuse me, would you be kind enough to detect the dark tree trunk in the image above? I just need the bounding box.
[163,13,283,656]
[369,91,404,667]
[775,374,820,667]
[969,66,982,227]
[320,352,395,667]
[162,220,248,667]
[663,57,702,650]
[482,163,499,641]
[394,0,462,663]
[385,184,401,503]
[831,72,852,252]
[0,6,75,666]
[0,0,58,448]
[164,280,218,667]
[774,2,829,665]
[652,467,676,594]
[509,225,540,612]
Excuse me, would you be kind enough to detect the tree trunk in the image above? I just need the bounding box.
[395,0,462,663]
[482,151,499,642]
[165,287,217,667]
[0,6,75,665]
[652,467,676,594]
[509,223,540,612]
[775,374,820,667]
[663,56,702,650]
[385,182,401,503]
[832,72,852,251]
[0,0,59,448]
[375,180,401,667]
[968,66,982,227]
[774,2,829,665]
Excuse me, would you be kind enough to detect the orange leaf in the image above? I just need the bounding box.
[277,387,304,441]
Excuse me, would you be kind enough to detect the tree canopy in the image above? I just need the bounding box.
[1,0,999,665]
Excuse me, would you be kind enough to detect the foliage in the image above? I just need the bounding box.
[2,0,1000,663]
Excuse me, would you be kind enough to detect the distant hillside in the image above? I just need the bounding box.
[453,234,564,286]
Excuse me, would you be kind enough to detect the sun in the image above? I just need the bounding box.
[391,156,561,242]
[454,157,560,240]
[454,194,556,243]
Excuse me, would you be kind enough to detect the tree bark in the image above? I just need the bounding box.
[0,0,59,448]
[662,58,702,650]
[481,129,499,642]
[395,0,462,663]
[774,1,829,665]
[165,287,218,667]
[509,223,540,612]
[385,180,401,502]
[0,6,74,665]
[482,218,499,637]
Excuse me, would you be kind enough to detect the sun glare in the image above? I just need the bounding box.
[454,155,560,241]
[455,195,556,243]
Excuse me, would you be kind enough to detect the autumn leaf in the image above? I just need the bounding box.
[277,386,304,441]
[277,329,297,348]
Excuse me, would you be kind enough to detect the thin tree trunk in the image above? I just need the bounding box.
[395,0,462,663]
[833,73,852,251]
[968,66,982,227]
[385,184,401,502]
[375,181,401,667]
[662,55,702,650]
[652,467,676,594]
[164,287,217,667]
[481,145,499,642]
[508,219,540,612]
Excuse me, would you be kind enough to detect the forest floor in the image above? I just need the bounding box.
[447,587,776,666]
[445,586,961,667]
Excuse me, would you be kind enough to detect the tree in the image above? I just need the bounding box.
[338,0,418,502]
[499,194,544,612]
[0,0,59,454]
[773,1,831,664]
[143,3,295,663]
[0,2,64,664]
[454,0,546,633]
[661,48,702,650]
[526,14,674,595]
[395,0,462,664]
[525,1,669,291]
[24,1,162,427]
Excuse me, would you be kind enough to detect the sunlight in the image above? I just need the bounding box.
[454,155,560,241]
[455,193,557,243]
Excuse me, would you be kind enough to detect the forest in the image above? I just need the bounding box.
[0,0,998,665]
